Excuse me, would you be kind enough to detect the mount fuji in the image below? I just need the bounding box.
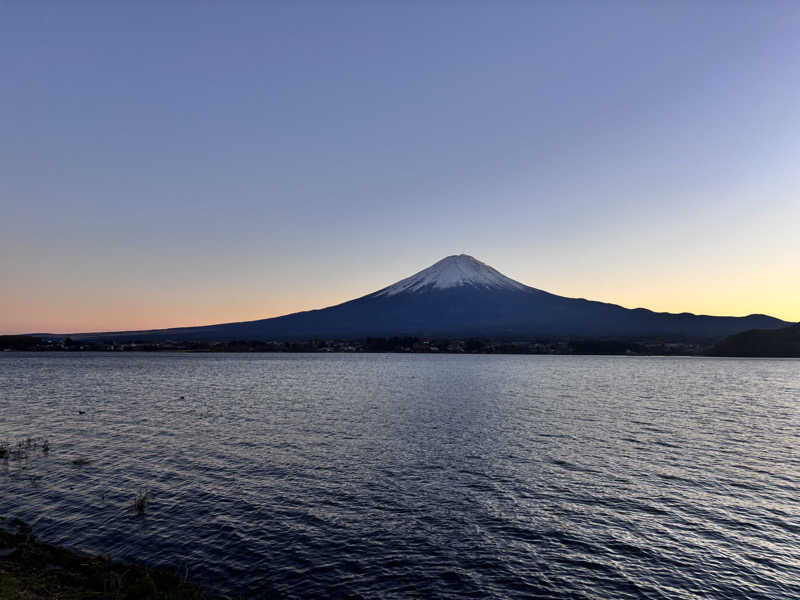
[68,254,789,342]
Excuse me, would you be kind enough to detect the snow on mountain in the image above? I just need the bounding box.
[375,254,532,296]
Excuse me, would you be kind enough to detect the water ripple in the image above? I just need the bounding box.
[1,353,799,599]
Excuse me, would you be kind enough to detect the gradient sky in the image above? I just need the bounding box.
[2,1,798,334]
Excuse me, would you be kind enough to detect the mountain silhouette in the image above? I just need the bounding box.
[67,254,790,342]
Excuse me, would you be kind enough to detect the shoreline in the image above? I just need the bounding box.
[0,521,233,600]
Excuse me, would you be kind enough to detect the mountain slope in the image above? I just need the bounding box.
[66,254,791,342]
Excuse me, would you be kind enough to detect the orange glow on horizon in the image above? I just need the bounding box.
[3,273,797,335]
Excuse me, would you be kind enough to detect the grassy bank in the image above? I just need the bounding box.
[0,520,223,600]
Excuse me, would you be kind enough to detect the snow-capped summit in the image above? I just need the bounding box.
[376,254,532,296]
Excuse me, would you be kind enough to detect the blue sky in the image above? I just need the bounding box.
[2,1,798,333]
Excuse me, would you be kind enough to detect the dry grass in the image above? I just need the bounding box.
[0,520,225,599]
[133,490,150,515]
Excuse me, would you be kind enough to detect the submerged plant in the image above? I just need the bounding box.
[133,490,150,515]
[11,441,27,460]
[1,437,50,461]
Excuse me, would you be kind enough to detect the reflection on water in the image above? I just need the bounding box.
[1,353,798,598]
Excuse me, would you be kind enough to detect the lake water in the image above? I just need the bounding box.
[1,352,798,598]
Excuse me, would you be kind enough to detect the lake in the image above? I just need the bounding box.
[1,352,798,598]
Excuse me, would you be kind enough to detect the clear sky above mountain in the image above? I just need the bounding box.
[2,2,798,333]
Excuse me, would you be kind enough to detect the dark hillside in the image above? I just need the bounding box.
[707,325,800,357]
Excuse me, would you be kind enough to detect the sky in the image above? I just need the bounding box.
[2,1,799,334]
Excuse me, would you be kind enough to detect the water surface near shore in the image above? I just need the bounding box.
[1,352,798,598]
